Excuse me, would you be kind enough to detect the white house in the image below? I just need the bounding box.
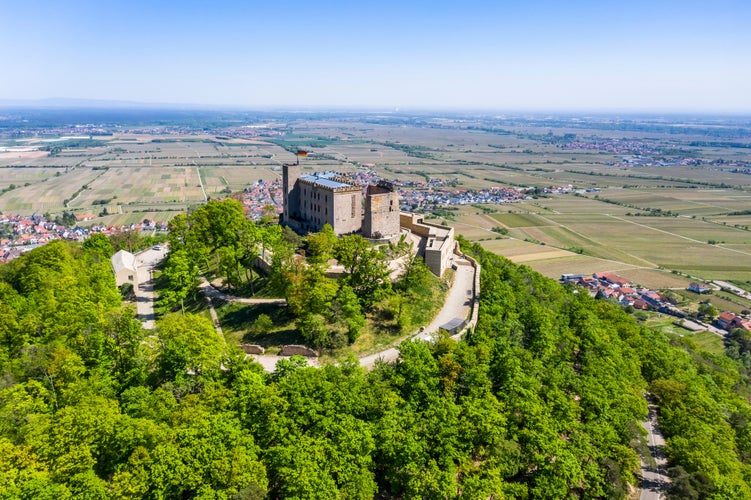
[111,249,138,288]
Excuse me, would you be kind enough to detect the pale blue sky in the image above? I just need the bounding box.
[1,0,748,112]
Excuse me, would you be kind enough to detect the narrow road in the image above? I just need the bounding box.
[205,297,224,336]
[640,396,670,500]
[134,246,170,329]
[198,255,477,372]
[198,277,287,305]
[359,257,475,369]
[713,280,751,301]
[196,166,207,202]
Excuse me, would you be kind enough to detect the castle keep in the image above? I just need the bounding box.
[281,164,400,239]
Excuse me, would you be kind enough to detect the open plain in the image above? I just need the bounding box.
[2,111,751,290]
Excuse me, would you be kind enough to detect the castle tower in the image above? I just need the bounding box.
[363,181,400,239]
[282,163,301,225]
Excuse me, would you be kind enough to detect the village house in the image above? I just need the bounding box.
[717,311,737,330]
[688,282,712,294]
[110,250,138,289]
[715,311,751,332]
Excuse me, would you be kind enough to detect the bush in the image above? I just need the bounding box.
[119,282,135,299]
[251,314,274,335]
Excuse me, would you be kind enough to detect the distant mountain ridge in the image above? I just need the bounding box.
[0,97,215,109]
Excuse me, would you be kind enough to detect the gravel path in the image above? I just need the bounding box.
[198,256,477,373]
[640,396,670,500]
[134,247,169,329]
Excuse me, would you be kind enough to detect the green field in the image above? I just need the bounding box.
[490,212,554,228]
[2,117,751,286]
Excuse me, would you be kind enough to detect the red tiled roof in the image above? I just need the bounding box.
[718,311,737,323]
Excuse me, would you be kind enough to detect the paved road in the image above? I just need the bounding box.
[199,255,476,373]
[134,247,169,329]
[250,259,475,372]
[713,280,751,301]
[359,257,476,369]
[640,397,670,500]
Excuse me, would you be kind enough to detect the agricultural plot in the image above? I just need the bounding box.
[486,210,751,282]
[477,237,547,255]
[560,215,751,274]
[675,289,751,315]
[66,167,205,209]
[547,171,689,189]
[614,268,693,290]
[0,151,50,167]
[585,188,751,217]
[309,142,383,164]
[525,195,636,215]
[198,166,280,196]
[87,211,181,227]
[520,254,640,280]
[635,218,751,245]
[0,167,103,212]
[475,234,641,278]
[0,167,61,189]
[710,215,751,227]
[0,152,83,168]
[632,165,751,188]
[212,144,289,167]
[490,212,554,228]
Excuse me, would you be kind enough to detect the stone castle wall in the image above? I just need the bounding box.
[363,183,400,239]
[399,212,455,277]
[297,179,361,235]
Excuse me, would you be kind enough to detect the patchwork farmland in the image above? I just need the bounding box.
[1,113,750,289]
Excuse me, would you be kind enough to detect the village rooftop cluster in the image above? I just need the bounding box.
[0,213,167,263]
[562,272,672,312]
[562,272,751,334]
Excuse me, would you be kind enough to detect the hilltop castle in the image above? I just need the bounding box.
[281,164,400,240]
[281,164,455,277]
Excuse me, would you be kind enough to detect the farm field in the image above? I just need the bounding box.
[0,167,103,212]
[646,316,725,355]
[91,211,182,227]
[0,166,62,190]
[74,167,205,206]
[2,112,751,287]
[523,195,637,215]
[490,212,554,228]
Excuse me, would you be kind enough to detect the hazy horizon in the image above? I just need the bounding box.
[2,1,749,113]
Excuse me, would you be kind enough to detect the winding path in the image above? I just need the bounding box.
[359,258,475,369]
[640,396,670,500]
[202,256,477,372]
[198,277,287,305]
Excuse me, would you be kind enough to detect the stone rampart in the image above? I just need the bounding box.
[280,344,320,357]
[239,344,265,355]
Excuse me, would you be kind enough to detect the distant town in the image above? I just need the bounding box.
[562,272,751,335]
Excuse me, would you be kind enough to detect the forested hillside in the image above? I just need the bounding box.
[0,239,749,498]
